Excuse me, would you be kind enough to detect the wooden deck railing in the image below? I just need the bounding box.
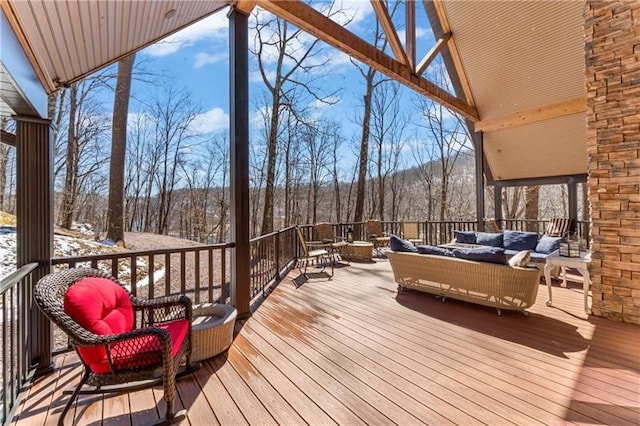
[299,219,589,247]
[249,226,298,299]
[3,217,590,422]
[52,243,234,304]
[0,262,39,425]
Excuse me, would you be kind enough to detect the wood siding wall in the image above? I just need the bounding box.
[585,0,640,324]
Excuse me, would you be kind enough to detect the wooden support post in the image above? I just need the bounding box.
[494,186,503,226]
[14,115,53,372]
[228,7,251,319]
[474,132,485,231]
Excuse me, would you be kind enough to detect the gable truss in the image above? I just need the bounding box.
[257,0,479,121]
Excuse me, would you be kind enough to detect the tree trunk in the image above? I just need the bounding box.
[524,185,540,232]
[260,94,280,235]
[354,68,376,222]
[59,84,78,229]
[106,53,135,244]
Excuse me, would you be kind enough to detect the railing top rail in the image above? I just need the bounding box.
[250,225,296,242]
[0,262,38,294]
[52,242,235,265]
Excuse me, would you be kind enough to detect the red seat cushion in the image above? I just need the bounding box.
[63,276,189,374]
[64,277,134,371]
[89,319,189,374]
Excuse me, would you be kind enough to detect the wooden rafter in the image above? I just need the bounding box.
[234,1,256,15]
[370,0,408,66]
[432,0,475,107]
[415,31,451,76]
[405,0,416,70]
[474,97,586,132]
[259,0,479,121]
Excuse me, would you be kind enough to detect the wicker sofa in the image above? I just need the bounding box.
[387,251,541,315]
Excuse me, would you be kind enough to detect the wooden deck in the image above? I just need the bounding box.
[13,258,640,425]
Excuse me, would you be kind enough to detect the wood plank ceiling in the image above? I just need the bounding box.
[1,0,587,182]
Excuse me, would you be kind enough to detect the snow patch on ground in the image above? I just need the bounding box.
[0,226,147,282]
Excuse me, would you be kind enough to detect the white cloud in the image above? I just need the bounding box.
[191,107,229,134]
[397,26,431,45]
[327,0,373,27]
[143,12,228,57]
[194,51,227,68]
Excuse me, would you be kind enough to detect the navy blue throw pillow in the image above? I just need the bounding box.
[452,247,507,265]
[417,245,455,257]
[475,232,504,248]
[389,234,418,253]
[535,235,564,254]
[503,230,539,251]
[454,230,476,244]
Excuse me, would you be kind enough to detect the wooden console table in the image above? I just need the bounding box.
[544,250,592,314]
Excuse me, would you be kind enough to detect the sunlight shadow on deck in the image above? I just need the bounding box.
[395,287,589,357]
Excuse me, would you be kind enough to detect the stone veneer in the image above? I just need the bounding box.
[584,1,640,324]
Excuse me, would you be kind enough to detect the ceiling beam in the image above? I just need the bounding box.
[432,0,475,107]
[474,97,586,133]
[370,0,408,66]
[234,1,256,15]
[259,0,479,121]
[405,0,416,70]
[415,31,451,76]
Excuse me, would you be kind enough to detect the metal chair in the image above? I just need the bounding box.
[34,268,199,426]
[295,226,334,280]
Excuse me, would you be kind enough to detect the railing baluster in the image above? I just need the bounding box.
[165,253,171,297]
[221,249,226,303]
[130,255,137,297]
[148,255,155,299]
[208,248,214,303]
[194,249,200,304]
[180,252,186,296]
[3,291,8,422]
[111,258,118,279]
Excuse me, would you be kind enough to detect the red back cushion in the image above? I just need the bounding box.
[64,277,134,371]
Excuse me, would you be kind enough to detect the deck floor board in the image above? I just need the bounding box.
[11,258,640,425]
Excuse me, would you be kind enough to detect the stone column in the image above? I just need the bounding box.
[584,0,640,324]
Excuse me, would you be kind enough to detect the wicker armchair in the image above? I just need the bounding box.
[34,268,198,426]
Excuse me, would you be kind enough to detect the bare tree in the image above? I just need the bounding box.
[352,0,400,223]
[301,120,333,223]
[178,131,230,242]
[107,53,136,244]
[251,5,340,235]
[151,87,200,234]
[370,81,408,221]
[413,62,471,222]
[58,77,110,229]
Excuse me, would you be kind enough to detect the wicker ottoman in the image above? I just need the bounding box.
[191,303,237,362]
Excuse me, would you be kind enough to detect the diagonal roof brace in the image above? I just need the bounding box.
[259,0,479,121]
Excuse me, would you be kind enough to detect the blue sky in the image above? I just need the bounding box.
[127,1,441,168]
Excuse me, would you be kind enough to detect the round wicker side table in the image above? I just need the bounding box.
[191,303,237,362]
[343,241,374,262]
